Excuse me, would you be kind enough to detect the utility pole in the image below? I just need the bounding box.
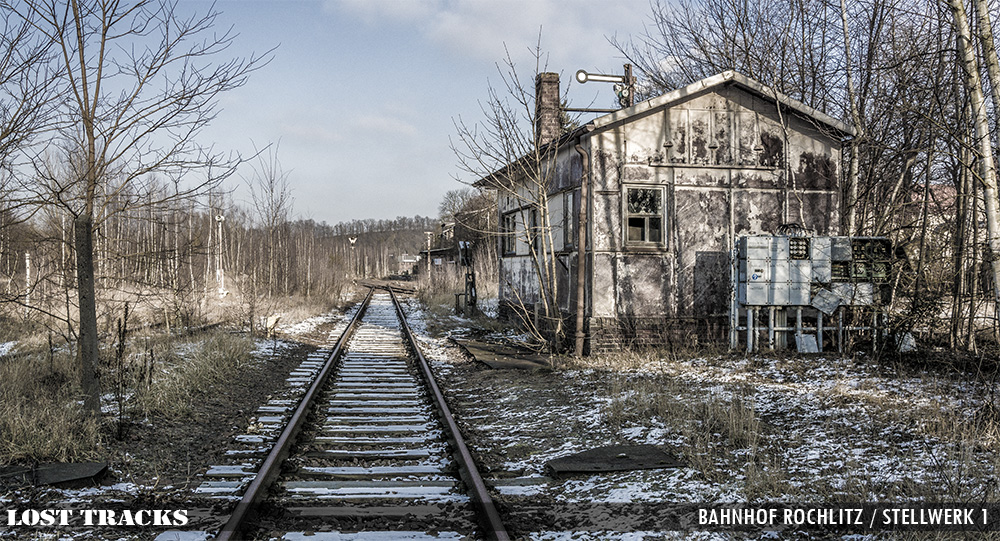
[424,231,433,275]
[216,214,226,296]
[348,236,357,278]
[24,251,30,318]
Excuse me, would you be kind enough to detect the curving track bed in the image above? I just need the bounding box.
[216,289,508,540]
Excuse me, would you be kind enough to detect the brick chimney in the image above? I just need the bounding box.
[534,72,561,148]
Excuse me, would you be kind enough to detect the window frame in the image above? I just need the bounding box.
[528,207,541,254]
[500,211,517,256]
[562,189,577,250]
[623,185,667,250]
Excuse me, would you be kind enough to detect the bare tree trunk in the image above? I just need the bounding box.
[952,144,970,347]
[973,0,1000,337]
[74,214,100,414]
[840,0,862,235]
[947,0,1000,332]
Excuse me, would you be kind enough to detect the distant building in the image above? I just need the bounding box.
[418,222,459,270]
[488,70,853,352]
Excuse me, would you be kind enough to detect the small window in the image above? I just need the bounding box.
[528,208,540,254]
[500,212,516,255]
[563,191,577,249]
[626,187,664,245]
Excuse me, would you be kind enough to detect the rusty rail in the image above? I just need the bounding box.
[389,288,511,541]
[216,288,374,541]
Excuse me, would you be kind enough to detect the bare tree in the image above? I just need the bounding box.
[452,44,571,350]
[947,0,1000,336]
[9,0,267,415]
[244,142,292,332]
[0,6,56,297]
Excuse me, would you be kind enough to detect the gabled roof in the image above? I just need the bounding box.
[588,70,855,137]
[474,71,854,189]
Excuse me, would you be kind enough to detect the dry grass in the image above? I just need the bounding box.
[132,331,253,419]
[597,368,777,496]
[0,321,253,464]
[0,348,101,463]
[571,347,1000,504]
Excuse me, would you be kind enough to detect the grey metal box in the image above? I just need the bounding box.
[812,260,832,282]
[770,236,790,260]
[831,236,852,261]
[856,283,875,305]
[768,281,790,305]
[789,259,811,282]
[811,288,841,315]
[811,236,832,261]
[833,283,874,305]
[795,334,819,353]
[739,236,772,260]
[831,283,853,303]
[789,283,810,305]
[740,282,769,305]
[770,259,789,283]
[741,259,770,283]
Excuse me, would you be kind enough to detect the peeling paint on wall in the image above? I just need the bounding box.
[760,131,784,167]
[796,151,837,190]
[498,77,847,348]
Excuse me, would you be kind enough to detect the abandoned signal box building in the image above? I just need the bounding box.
[491,70,853,353]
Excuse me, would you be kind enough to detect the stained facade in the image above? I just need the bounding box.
[496,71,853,352]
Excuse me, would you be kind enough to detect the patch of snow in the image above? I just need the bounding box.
[155,532,212,541]
[278,310,343,336]
[0,341,15,357]
[252,338,295,358]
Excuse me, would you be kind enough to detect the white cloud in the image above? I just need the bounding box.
[350,114,419,137]
[324,0,441,23]
[278,121,344,146]
[324,0,649,70]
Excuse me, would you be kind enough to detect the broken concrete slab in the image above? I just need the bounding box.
[545,444,684,478]
[0,462,108,488]
[452,339,556,370]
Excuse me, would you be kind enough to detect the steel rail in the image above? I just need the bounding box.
[217,288,375,541]
[388,288,511,541]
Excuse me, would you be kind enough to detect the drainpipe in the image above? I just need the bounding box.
[574,142,589,357]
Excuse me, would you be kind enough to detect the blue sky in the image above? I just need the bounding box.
[185,0,652,225]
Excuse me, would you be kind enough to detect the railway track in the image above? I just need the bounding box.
[212,288,508,540]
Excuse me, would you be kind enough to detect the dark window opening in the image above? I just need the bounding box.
[501,213,516,255]
[626,187,664,246]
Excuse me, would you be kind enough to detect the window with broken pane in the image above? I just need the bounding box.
[626,187,664,245]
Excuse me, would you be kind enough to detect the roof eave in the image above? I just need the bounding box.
[589,70,856,138]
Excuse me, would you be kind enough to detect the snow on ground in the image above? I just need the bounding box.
[0,341,15,357]
[405,301,1000,538]
[251,337,296,358]
[276,309,343,336]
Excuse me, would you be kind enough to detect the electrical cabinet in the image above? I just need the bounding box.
[736,235,891,308]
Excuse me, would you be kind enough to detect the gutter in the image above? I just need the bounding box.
[574,141,590,357]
